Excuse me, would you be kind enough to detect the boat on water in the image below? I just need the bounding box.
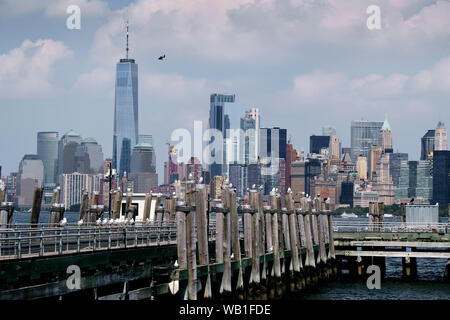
[384,214,393,218]
[341,212,358,218]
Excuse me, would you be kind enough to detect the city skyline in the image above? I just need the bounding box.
[1,0,450,184]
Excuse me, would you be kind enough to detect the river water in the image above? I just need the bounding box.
[9,212,450,300]
[304,215,450,300]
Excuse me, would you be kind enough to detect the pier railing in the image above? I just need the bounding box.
[0,222,218,260]
[333,221,449,233]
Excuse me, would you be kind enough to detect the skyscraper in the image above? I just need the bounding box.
[113,22,139,177]
[389,152,408,187]
[208,93,235,180]
[380,115,393,152]
[350,120,383,163]
[421,130,435,160]
[260,127,287,161]
[432,150,450,208]
[310,135,330,155]
[329,134,340,159]
[434,121,448,151]
[129,143,158,193]
[17,155,44,206]
[395,160,433,203]
[37,132,59,185]
[240,108,260,165]
[58,130,82,176]
[75,138,104,174]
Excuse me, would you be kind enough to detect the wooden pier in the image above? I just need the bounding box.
[0,193,449,300]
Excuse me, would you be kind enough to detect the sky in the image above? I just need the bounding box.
[0,0,449,183]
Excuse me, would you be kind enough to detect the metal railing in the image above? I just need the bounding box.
[332,221,450,233]
[0,221,184,260]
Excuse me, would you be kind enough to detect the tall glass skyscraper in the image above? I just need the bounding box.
[112,57,138,177]
[208,93,235,180]
[350,120,383,164]
[37,132,59,185]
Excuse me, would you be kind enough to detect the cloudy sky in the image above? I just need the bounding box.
[0,0,449,182]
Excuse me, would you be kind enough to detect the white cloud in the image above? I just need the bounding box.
[292,71,347,99]
[0,39,73,98]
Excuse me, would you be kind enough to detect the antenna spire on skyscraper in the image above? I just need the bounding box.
[126,18,129,59]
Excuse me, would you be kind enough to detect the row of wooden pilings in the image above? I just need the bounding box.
[175,182,337,300]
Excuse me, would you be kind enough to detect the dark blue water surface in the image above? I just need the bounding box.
[305,215,450,300]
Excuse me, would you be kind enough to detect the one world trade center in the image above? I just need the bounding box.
[113,21,138,177]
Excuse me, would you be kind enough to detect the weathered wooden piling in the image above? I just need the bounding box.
[49,204,65,225]
[269,192,282,299]
[314,197,328,281]
[78,191,89,222]
[286,191,305,293]
[185,181,197,300]
[112,190,121,219]
[229,189,244,299]
[444,260,450,282]
[143,193,152,221]
[30,187,43,225]
[256,190,268,300]
[326,204,337,278]
[195,183,212,299]
[0,202,14,229]
[0,183,5,203]
[221,188,232,298]
[301,196,317,287]
[248,189,261,299]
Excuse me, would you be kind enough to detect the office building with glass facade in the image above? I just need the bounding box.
[350,120,383,164]
[37,132,59,185]
[113,58,139,178]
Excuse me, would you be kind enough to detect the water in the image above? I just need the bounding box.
[304,215,450,300]
[11,211,80,225]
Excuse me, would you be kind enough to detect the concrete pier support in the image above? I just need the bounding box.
[402,253,418,280]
